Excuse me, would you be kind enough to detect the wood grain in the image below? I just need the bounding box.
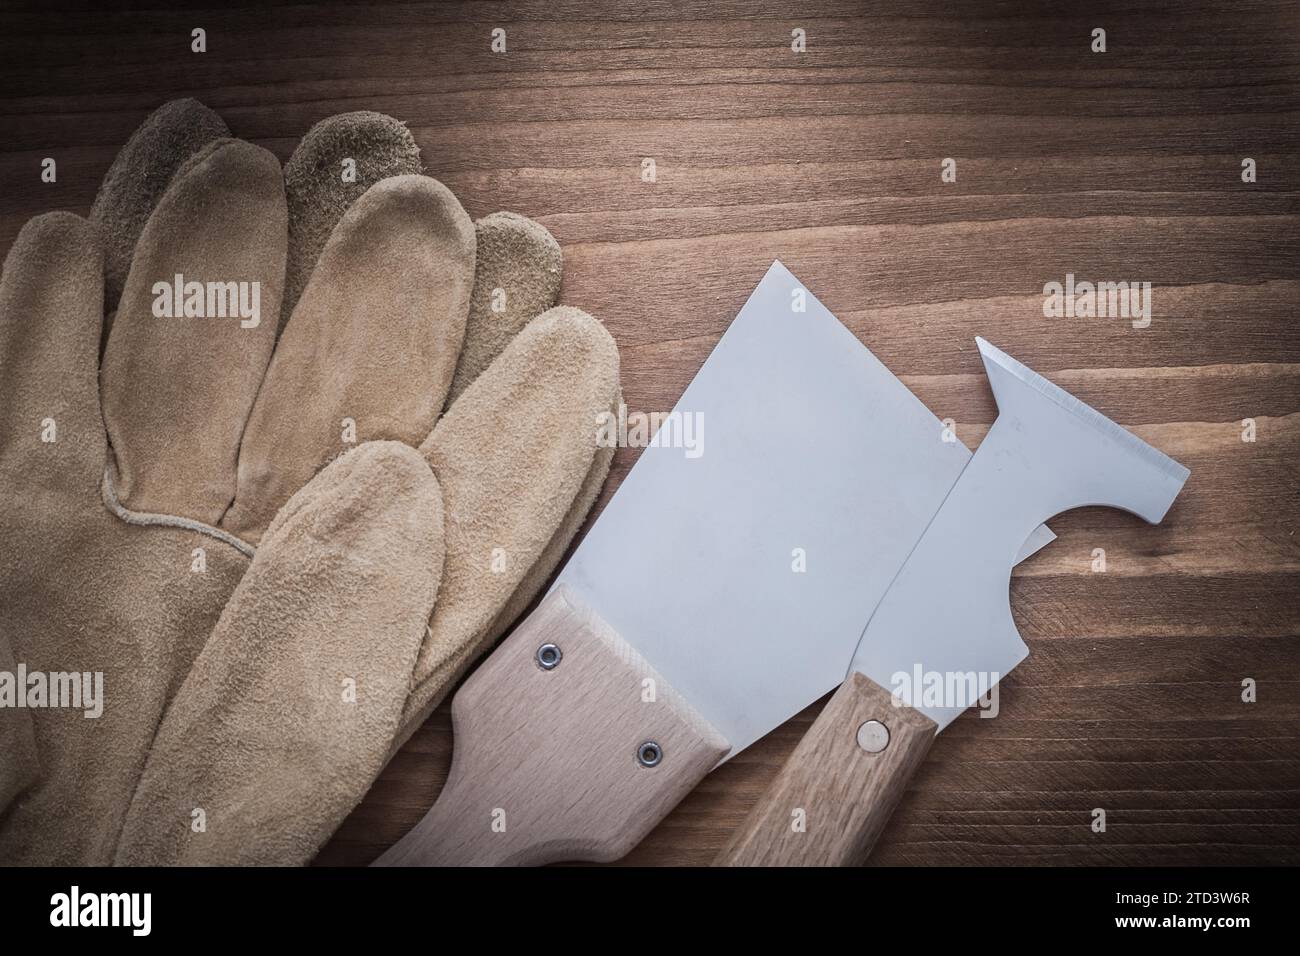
[373,587,729,866]
[0,1,1295,866]
[715,672,937,866]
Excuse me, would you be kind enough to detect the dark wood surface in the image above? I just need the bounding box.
[1,1,1296,866]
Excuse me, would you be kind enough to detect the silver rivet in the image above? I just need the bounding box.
[535,643,562,670]
[856,720,889,754]
[637,741,663,767]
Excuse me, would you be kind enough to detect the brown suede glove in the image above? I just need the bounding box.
[0,101,619,865]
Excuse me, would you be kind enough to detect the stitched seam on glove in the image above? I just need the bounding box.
[100,464,256,557]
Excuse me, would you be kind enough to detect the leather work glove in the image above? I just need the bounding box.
[0,101,620,865]
[0,96,423,824]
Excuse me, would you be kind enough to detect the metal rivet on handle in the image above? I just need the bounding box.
[636,741,663,767]
[856,720,889,754]
[535,643,562,670]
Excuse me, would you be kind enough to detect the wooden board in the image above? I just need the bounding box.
[1,0,1296,866]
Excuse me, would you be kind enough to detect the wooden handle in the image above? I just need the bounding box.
[374,587,730,866]
[714,672,936,866]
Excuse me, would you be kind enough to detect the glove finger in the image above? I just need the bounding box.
[281,110,423,332]
[404,306,620,727]
[0,213,106,496]
[446,211,562,405]
[91,98,229,323]
[100,139,286,524]
[393,403,616,748]
[115,441,444,866]
[482,402,617,638]
[221,174,473,544]
[0,213,104,816]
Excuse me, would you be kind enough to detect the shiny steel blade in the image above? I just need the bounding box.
[848,337,1190,730]
[553,264,1052,758]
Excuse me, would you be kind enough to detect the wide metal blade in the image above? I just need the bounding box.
[849,338,1190,730]
[554,264,1052,758]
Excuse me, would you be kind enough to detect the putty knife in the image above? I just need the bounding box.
[715,337,1191,866]
[376,262,1052,866]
